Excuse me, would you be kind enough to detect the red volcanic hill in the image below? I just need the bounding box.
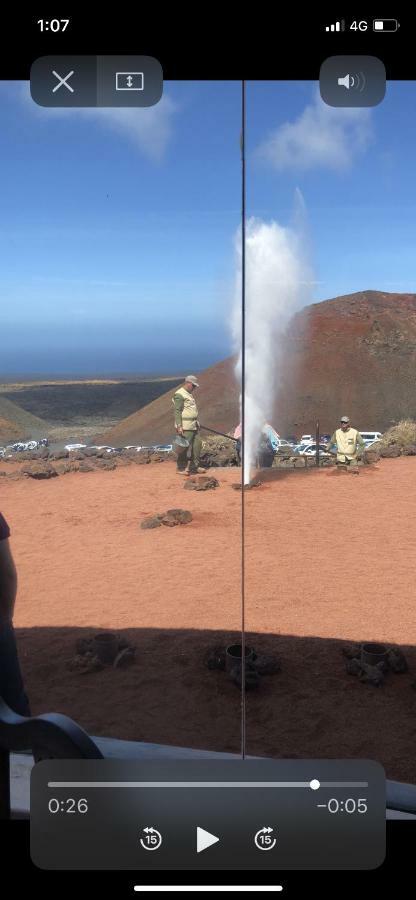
[98,357,240,446]
[276,290,416,435]
[99,291,416,445]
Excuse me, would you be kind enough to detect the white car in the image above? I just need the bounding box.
[297,443,331,457]
[359,431,383,448]
[64,443,87,451]
[153,444,173,452]
[293,440,314,453]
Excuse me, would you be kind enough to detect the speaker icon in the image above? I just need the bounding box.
[337,72,366,92]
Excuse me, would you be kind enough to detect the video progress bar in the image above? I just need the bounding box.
[48,780,369,789]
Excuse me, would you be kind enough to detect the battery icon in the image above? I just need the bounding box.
[373,19,399,31]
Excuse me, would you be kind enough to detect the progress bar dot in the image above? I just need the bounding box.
[310,779,320,791]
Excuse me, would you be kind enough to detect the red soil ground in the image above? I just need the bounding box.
[2,457,416,782]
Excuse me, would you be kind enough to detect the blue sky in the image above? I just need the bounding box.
[247,81,416,302]
[0,79,415,375]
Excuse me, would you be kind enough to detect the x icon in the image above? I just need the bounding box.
[52,70,74,93]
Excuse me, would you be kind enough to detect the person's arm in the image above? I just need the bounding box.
[326,431,337,452]
[173,394,184,432]
[356,432,366,454]
[0,538,18,624]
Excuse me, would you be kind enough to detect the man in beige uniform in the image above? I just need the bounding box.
[326,415,365,472]
[173,376,206,475]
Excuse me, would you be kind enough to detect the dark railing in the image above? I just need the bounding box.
[0,697,103,819]
[2,695,416,818]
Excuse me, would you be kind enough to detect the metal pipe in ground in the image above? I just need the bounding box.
[199,425,238,442]
[315,419,320,467]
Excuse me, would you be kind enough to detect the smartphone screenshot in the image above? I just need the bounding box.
[0,11,414,896]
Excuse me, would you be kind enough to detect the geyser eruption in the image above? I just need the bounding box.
[233,203,313,483]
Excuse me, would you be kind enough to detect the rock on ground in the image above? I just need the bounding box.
[199,434,238,468]
[184,475,219,491]
[22,461,58,479]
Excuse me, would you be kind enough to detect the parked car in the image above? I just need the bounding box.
[359,431,383,447]
[64,443,87,451]
[88,445,116,454]
[293,440,314,453]
[297,443,331,457]
[153,444,173,452]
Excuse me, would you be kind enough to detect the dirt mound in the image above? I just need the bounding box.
[98,291,416,445]
[276,290,416,435]
[0,416,22,443]
[98,357,239,446]
[0,396,48,439]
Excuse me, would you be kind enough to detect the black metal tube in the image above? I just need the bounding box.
[199,425,238,442]
[315,420,320,466]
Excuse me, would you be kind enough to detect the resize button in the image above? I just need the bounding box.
[30,56,163,107]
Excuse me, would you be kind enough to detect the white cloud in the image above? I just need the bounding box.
[7,81,176,163]
[257,89,373,172]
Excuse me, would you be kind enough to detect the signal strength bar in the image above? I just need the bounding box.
[325,20,345,32]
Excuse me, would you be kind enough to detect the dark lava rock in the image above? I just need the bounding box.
[94,459,116,470]
[149,452,167,463]
[82,447,99,457]
[387,648,408,673]
[163,508,193,525]
[135,451,151,465]
[55,463,72,475]
[253,654,281,676]
[75,637,94,656]
[22,462,58,479]
[78,462,94,473]
[205,646,226,671]
[346,658,362,676]
[380,446,401,458]
[53,449,69,460]
[363,449,380,464]
[402,445,416,456]
[113,647,136,668]
[184,475,219,491]
[341,643,361,660]
[358,662,385,686]
[141,515,163,530]
[66,654,104,674]
[199,435,239,468]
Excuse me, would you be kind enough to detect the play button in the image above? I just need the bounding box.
[196,827,220,853]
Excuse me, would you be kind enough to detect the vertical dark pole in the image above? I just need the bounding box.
[315,419,320,467]
[241,80,246,760]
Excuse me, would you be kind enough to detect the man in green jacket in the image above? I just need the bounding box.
[173,375,206,475]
